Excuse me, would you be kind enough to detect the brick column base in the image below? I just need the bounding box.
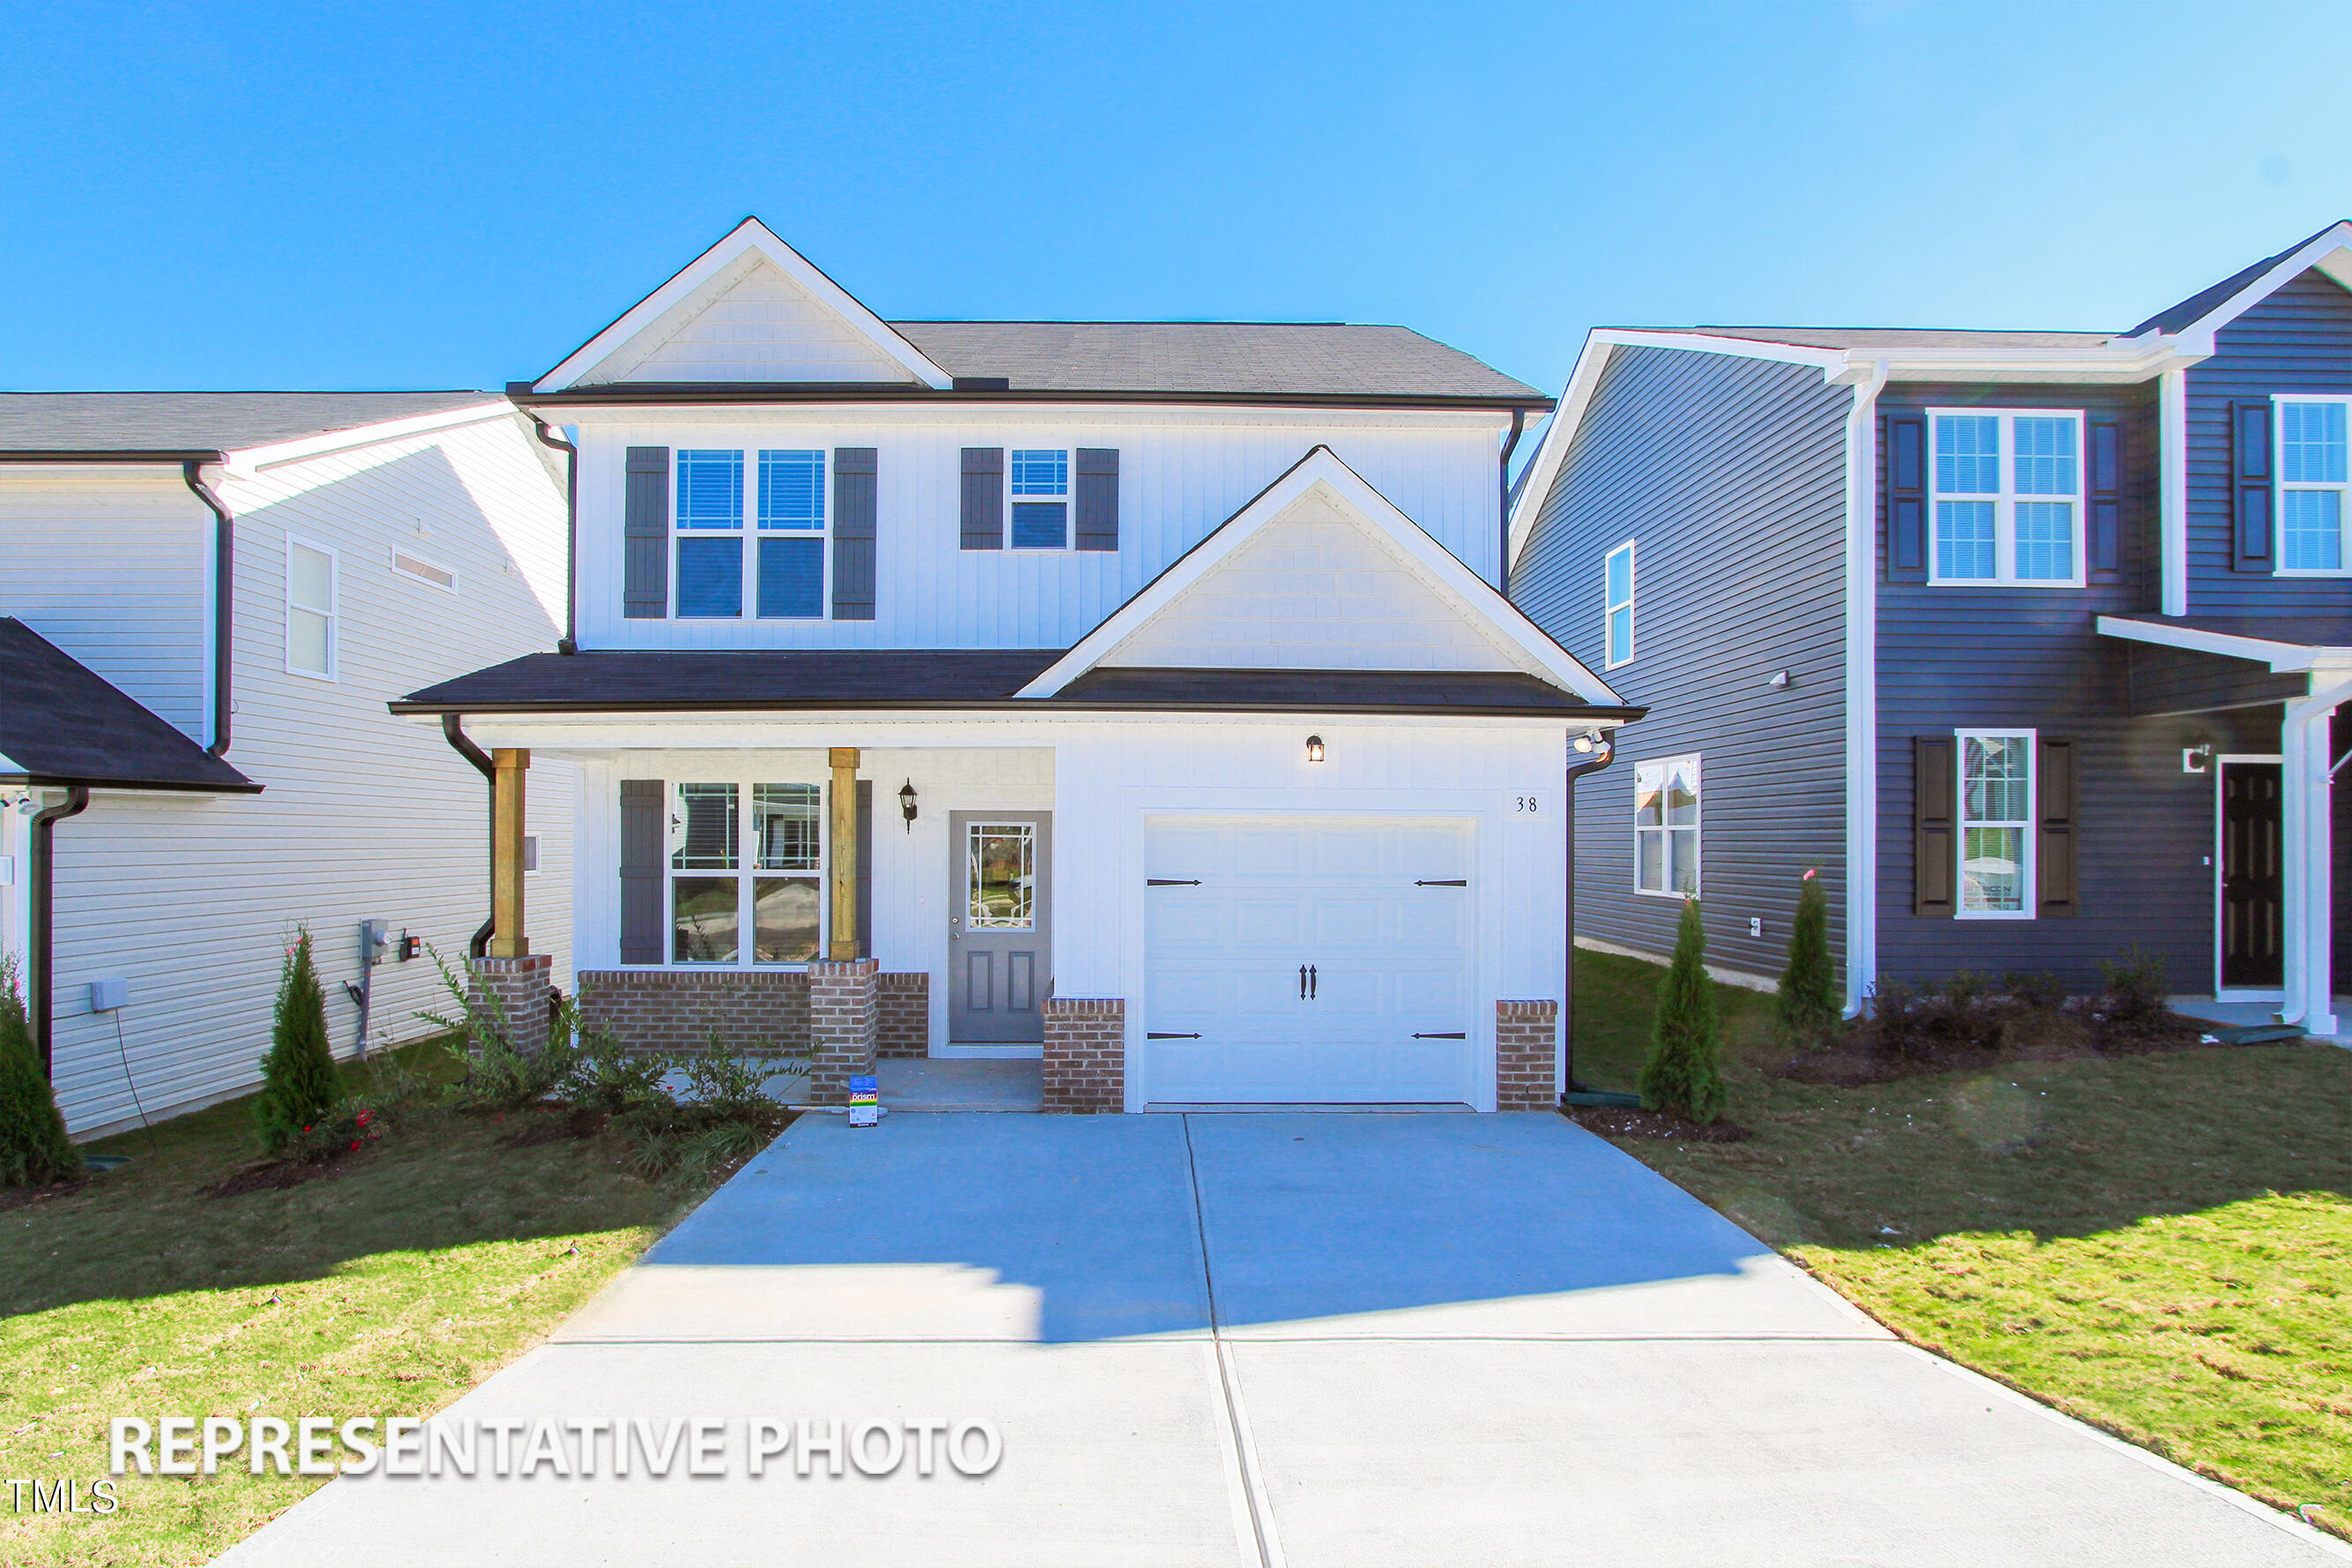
[1496,999,1559,1110]
[469,955,554,1057]
[876,972,930,1058]
[806,959,879,1105]
[1042,997,1125,1113]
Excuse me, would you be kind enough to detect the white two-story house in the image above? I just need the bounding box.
[0,394,575,1136]
[403,219,1633,1112]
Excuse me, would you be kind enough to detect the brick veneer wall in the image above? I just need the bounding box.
[1042,997,1124,1113]
[806,959,879,1105]
[577,970,810,1053]
[876,971,929,1058]
[1495,999,1558,1110]
[468,955,553,1056]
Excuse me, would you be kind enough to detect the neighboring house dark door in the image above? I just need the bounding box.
[2219,761,2284,989]
[947,811,1051,1043]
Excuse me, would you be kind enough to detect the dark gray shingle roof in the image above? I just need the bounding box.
[0,391,504,456]
[1685,326,2118,354]
[0,620,257,792]
[2125,221,2343,337]
[887,322,1546,400]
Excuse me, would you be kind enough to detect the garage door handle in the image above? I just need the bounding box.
[1415,878,1467,887]
[1147,878,1201,886]
[1413,1031,1467,1040]
[1298,965,1308,999]
[1309,964,1317,999]
[1146,1032,1201,1040]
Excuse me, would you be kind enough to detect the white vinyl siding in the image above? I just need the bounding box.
[1603,540,1634,668]
[1633,754,1699,899]
[1929,409,2086,586]
[1957,728,2035,919]
[285,536,338,679]
[2275,395,2350,575]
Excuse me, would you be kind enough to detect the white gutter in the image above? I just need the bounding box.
[1841,359,1890,1014]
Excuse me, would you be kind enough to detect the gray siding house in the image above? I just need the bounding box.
[1510,223,2352,1039]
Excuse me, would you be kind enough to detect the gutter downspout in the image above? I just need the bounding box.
[29,786,91,1078]
[1841,359,1891,1016]
[525,414,580,655]
[1497,409,1527,597]
[442,715,498,959]
[183,462,235,756]
[1559,731,1617,1099]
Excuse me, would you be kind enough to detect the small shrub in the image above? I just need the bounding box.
[559,1039,678,1117]
[612,1042,792,1179]
[1772,870,1841,1053]
[279,1099,388,1165]
[2098,945,2169,1025]
[2001,969,2067,1012]
[419,947,585,1113]
[1640,898,1727,1124]
[255,931,342,1157]
[0,955,78,1188]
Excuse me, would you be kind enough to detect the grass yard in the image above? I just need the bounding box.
[1570,947,2352,1542]
[0,1042,725,1566]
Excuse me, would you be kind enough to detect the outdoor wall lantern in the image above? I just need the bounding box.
[899,779,919,831]
[1304,735,1325,764]
[1572,728,1599,753]
[2182,743,2214,775]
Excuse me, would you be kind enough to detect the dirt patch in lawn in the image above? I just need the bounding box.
[0,1180,87,1213]
[202,1154,368,1200]
[1775,1013,2263,1088]
[1563,1105,1752,1143]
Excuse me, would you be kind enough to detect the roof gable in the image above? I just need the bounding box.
[1022,446,1618,704]
[534,219,952,393]
[2127,219,2352,345]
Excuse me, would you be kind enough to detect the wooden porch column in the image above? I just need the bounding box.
[489,747,530,959]
[829,746,860,959]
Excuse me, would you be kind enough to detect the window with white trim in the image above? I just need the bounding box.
[2276,395,2349,574]
[674,449,743,618]
[672,448,831,616]
[1603,540,1635,668]
[1957,728,2035,918]
[1634,754,1699,898]
[391,547,457,592]
[668,780,825,965]
[285,537,337,679]
[1930,409,2086,586]
[1008,449,1069,549]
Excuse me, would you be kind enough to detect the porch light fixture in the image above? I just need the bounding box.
[2182,743,2213,775]
[1573,728,1599,754]
[899,779,918,831]
[1304,735,1325,764]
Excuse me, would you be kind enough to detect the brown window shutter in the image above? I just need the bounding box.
[960,448,1004,549]
[1885,412,1929,582]
[1913,735,1955,917]
[2037,737,2079,918]
[623,447,670,619]
[2231,400,2274,572]
[619,779,666,963]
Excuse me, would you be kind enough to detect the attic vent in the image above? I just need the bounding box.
[952,377,1011,392]
[391,549,458,592]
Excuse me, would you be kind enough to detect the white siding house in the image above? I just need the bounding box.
[0,395,574,1137]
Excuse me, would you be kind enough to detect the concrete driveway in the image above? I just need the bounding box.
[221,1113,2345,1568]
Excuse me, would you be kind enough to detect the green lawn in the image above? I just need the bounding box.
[1570,947,2352,1542]
[0,1043,721,1566]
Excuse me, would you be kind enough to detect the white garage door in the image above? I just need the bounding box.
[1142,816,1476,1105]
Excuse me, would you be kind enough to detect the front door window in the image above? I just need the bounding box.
[967,823,1035,930]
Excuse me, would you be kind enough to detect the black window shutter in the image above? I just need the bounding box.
[1074,448,1120,551]
[2037,737,2079,918]
[1885,412,1929,582]
[2230,399,2274,572]
[1913,736,1955,917]
[855,779,873,959]
[2087,418,2124,583]
[833,447,877,620]
[619,779,666,963]
[960,448,1004,550]
[623,447,670,619]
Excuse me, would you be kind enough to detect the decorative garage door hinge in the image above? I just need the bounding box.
[1146,1032,1201,1039]
[1413,1031,1467,1040]
[1146,877,1201,885]
[1415,878,1467,886]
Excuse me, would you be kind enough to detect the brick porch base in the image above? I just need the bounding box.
[1495,998,1559,1110]
[1042,997,1124,1112]
[467,955,553,1056]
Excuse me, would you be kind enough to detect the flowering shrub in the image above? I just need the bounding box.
[279,1098,388,1165]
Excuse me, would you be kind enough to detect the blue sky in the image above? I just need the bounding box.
[3,1,2347,398]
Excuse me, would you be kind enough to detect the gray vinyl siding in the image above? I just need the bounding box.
[1872,378,2273,993]
[2185,268,2352,616]
[2124,640,2305,717]
[1513,343,1849,980]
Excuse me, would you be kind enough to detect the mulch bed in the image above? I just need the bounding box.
[203,1153,368,1200]
[1773,1011,2256,1088]
[0,1179,86,1213]
[496,1105,609,1149]
[1564,1105,1752,1143]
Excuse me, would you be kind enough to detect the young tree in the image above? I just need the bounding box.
[1772,869,1841,1053]
[1640,897,1728,1124]
[255,930,340,1155]
[0,957,79,1187]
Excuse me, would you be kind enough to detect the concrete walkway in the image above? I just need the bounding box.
[219,1114,2346,1568]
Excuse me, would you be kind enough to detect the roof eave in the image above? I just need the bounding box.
[390,697,1642,721]
[0,770,261,795]
[0,450,226,465]
[508,383,1552,413]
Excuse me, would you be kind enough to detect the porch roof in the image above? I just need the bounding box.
[0,619,259,793]
[392,649,1642,721]
[2098,614,2352,673]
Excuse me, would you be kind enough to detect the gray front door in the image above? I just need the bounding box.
[948,811,1051,1043]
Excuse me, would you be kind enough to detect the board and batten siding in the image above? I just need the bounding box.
[42,414,575,1137]
[1870,379,2263,991]
[569,408,1511,651]
[2184,267,2352,616]
[0,469,215,741]
[1512,343,1851,982]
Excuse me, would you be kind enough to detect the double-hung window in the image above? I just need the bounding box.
[1929,410,2086,586]
[669,780,824,965]
[1603,541,1635,668]
[1009,449,1069,549]
[1634,754,1700,898]
[675,450,744,617]
[675,449,832,616]
[286,536,337,679]
[1956,729,2034,918]
[2276,396,2350,574]
[757,449,827,616]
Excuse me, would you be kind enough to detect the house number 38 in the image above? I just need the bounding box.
[1515,795,1540,813]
